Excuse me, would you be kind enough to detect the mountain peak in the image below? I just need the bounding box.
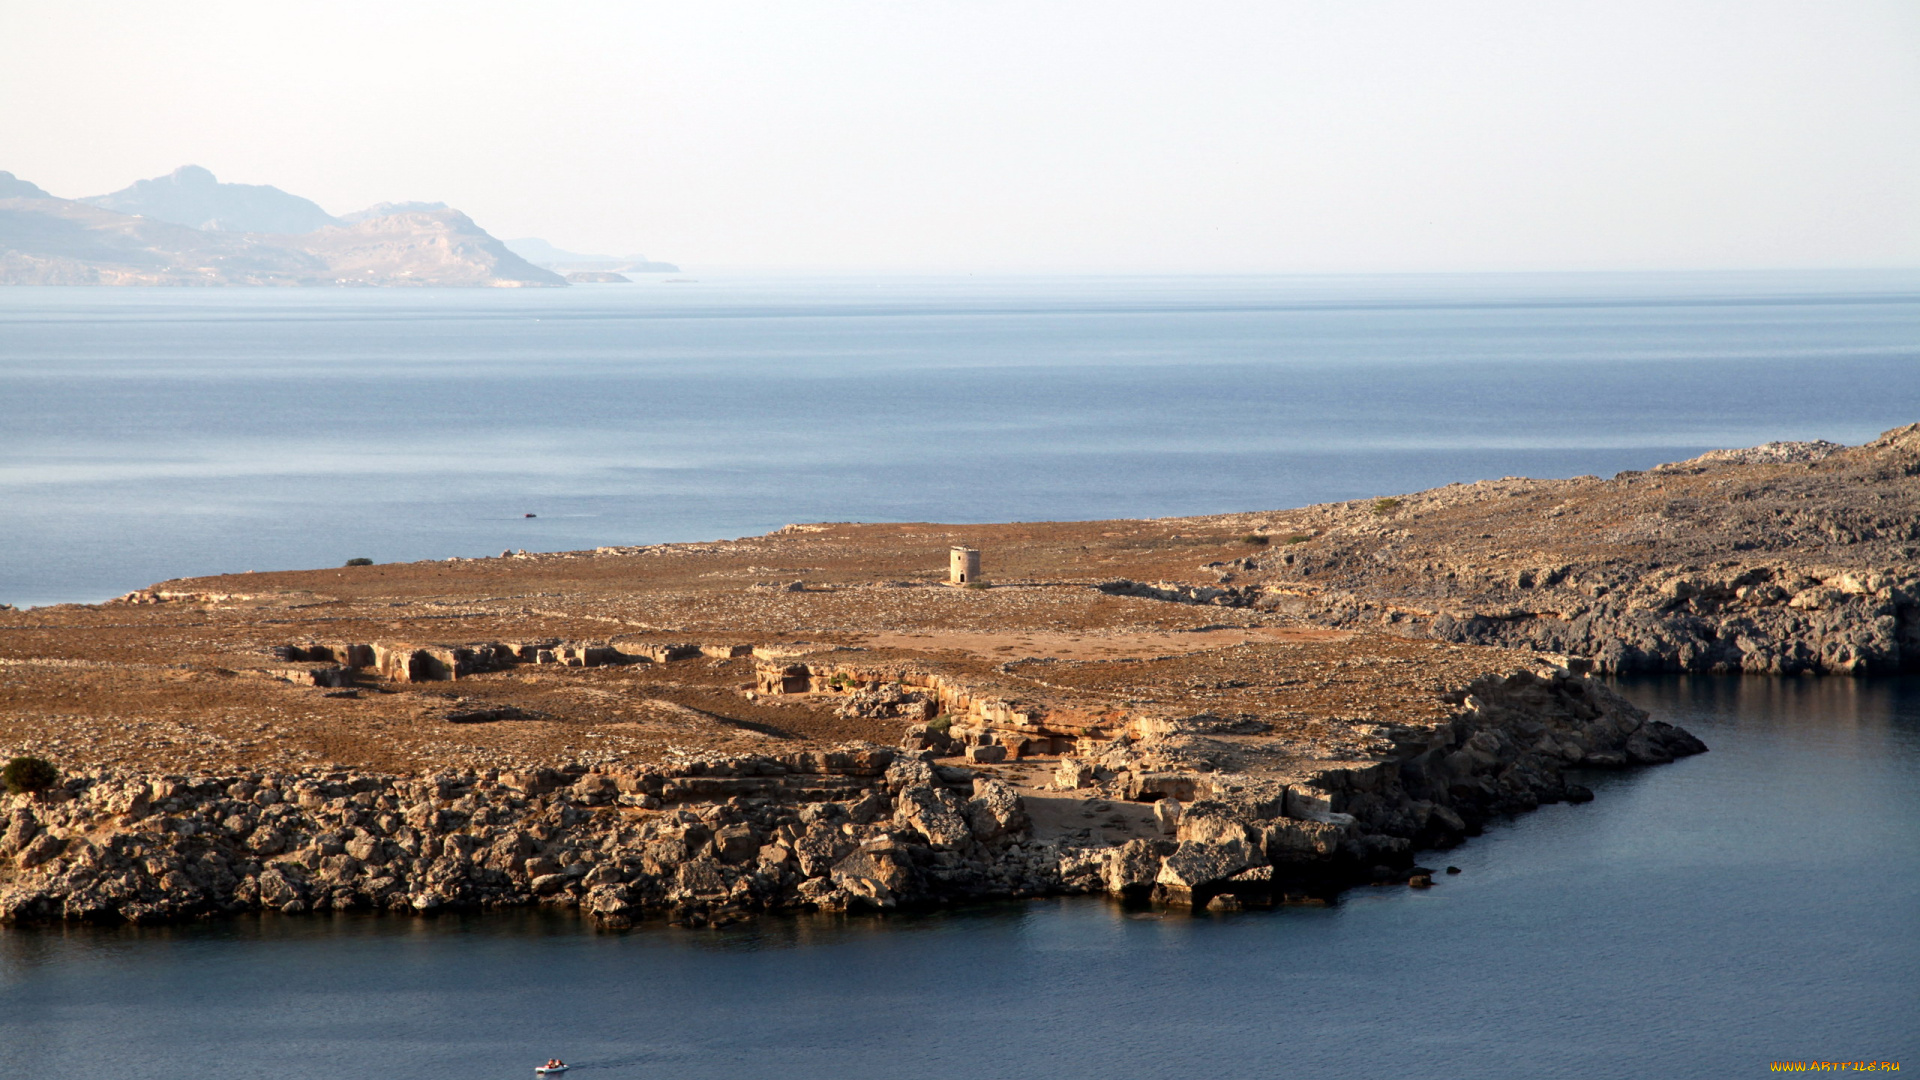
[0,171,53,199]
[83,166,340,234]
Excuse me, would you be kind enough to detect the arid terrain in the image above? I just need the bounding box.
[5,425,1910,927]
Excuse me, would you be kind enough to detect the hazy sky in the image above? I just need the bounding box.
[4,0,1916,271]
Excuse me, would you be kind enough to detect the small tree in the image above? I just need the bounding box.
[3,756,59,795]
[344,558,373,567]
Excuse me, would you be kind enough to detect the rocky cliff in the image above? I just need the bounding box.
[296,208,565,287]
[0,665,1700,926]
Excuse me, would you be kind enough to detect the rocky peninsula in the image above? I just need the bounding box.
[0,166,565,287]
[17,424,1912,927]
[1153,423,1920,675]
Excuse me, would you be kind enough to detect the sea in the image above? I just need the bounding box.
[2,270,1918,608]
[1,271,1918,1076]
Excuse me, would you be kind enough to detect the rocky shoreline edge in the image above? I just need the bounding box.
[1,668,1703,928]
[1100,423,1920,677]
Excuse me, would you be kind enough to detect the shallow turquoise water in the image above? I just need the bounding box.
[3,677,1915,1079]
[2,269,1917,606]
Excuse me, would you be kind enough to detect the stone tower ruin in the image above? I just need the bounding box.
[950,546,981,584]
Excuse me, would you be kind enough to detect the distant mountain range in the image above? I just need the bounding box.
[0,166,676,287]
[80,164,339,234]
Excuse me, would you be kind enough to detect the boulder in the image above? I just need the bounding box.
[1263,819,1346,861]
[583,883,637,927]
[1156,840,1256,897]
[1101,838,1171,896]
[1054,758,1096,790]
[845,790,891,824]
[713,824,760,864]
[247,828,287,856]
[256,867,307,910]
[672,857,729,900]
[14,832,66,869]
[795,877,848,910]
[570,774,619,805]
[830,845,913,907]
[1174,801,1263,850]
[1152,798,1182,835]
[792,826,849,878]
[2,811,39,855]
[964,778,1031,841]
[894,785,972,850]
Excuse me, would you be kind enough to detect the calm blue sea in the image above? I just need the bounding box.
[3,273,1919,1075]
[2,270,1917,606]
[2,676,1915,1079]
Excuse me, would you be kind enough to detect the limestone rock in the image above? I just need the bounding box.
[713,823,760,864]
[1101,838,1172,896]
[830,845,912,907]
[14,832,66,869]
[1156,840,1257,896]
[1054,758,1095,790]
[894,785,972,850]
[964,778,1031,842]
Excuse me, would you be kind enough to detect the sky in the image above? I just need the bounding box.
[2,0,1917,272]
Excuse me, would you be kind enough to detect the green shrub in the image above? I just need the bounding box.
[1284,534,1311,545]
[926,714,953,734]
[1240,533,1270,546]
[1371,497,1402,516]
[344,557,373,567]
[2,756,59,795]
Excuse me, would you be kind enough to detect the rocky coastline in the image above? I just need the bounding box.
[2,666,1702,927]
[1119,424,1920,676]
[23,426,1911,929]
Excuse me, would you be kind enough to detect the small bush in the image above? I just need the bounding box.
[926,714,953,734]
[1284,534,1311,545]
[344,557,373,567]
[964,581,988,590]
[1371,497,1402,516]
[1240,533,1270,546]
[3,756,59,795]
